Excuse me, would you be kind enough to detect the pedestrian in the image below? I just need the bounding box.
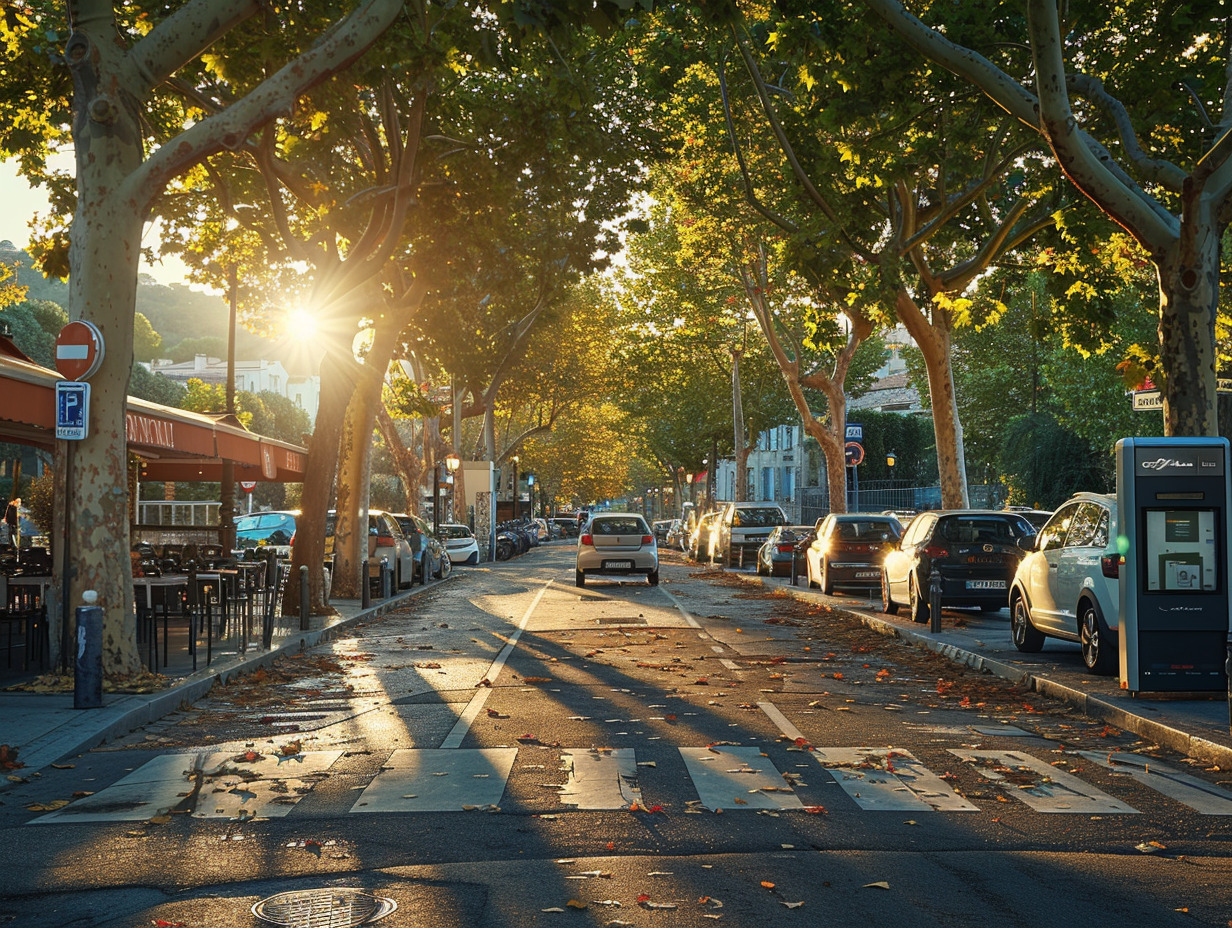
[4,497,19,553]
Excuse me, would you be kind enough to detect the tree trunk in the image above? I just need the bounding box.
[377,406,422,512]
[451,381,466,523]
[897,290,969,508]
[283,352,352,616]
[732,347,746,501]
[1158,221,1219,436]
[56,18,147,675]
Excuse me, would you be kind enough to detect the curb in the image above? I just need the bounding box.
[739,572,1232,769]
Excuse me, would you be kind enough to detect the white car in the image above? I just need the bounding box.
[438,523,480,565]
[1008,493,1120,675]
[576,512,659,586]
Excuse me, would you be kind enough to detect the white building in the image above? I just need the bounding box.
[146,355,321,424]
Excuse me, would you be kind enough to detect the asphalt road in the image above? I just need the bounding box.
[1,544,1231,927]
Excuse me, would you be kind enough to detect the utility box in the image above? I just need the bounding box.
[1116,437,1231,693]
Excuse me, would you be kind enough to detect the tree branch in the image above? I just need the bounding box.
[127,0,260,96]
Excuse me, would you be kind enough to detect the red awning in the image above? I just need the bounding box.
[0,354,307,482]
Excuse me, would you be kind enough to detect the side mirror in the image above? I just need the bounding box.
[1017,535,1037,551]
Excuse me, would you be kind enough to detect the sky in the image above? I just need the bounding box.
[0,158,194,288]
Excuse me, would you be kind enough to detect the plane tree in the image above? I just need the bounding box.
[0,0,404,671]
[864,0,1232,437]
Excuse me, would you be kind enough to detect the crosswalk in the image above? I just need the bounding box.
[29,741,1232,824]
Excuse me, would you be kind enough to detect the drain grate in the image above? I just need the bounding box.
[594,616,646,625]
[252,889,396,927]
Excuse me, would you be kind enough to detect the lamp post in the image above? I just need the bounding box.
[526,473,535,519]
[444,453,460,528]
[511,455,520,521]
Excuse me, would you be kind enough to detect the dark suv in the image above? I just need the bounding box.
[881,510,1037,623]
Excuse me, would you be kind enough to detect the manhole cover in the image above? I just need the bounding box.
[594,616,646,625]
[252,889,396,927]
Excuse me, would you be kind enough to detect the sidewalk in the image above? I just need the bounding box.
[0,583,432,782]
[744,570,1232,768]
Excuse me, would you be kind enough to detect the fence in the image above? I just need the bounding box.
[134,500,221,546]
[799,482,1000,525]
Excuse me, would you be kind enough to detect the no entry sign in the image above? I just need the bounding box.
[55,321,105,381]
[240,481,257,492]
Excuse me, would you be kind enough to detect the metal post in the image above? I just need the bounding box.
[380,556,391,599]
[929,567,942,634]
[73,591,103,709]
[299,565,309,631]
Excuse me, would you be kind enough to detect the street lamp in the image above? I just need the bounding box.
[886,451,897,472]
[511,455,520,521]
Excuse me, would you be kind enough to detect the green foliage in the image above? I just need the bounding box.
[999,412,1111,508]
[128,363,187,406]
[844,410,936,485]
[0,297,64,366]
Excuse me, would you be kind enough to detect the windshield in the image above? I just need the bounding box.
[438,525,473,539]
[937,516,1034,545]
[592,516,649,535]
[836,519,902,542]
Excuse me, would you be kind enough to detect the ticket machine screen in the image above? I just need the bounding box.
[1143,508,1219,592]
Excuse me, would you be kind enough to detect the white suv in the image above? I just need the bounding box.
[1008,493,1120,675]
[715,502,787,568]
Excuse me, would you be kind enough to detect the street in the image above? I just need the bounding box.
[2,544,1232,927]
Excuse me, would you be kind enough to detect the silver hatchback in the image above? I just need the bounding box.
[1008,493,1120,675]
[576,513,659,587]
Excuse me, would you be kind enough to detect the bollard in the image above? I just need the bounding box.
[299,565,309,631]
[790,550,799,587]
[380,557,392,599]
[74,591,103,709]
[929,567,943,634]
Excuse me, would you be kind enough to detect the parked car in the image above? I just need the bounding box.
[715,502,788,567]
[576,512,659,587]
[688,510,721,561]
[1006,506,1056,530]
[533,518,551,542]
[438,522,481,565]
[234,510,299,558]
[666,520,689,551]
[391,512,451,583]
[882,510,1037,623]
[806,514,903,593]
[755,525,814,578]
[1008,493,1120,675]
[652,519,675,543]
[326,509,415,590]
[550,517,580,538]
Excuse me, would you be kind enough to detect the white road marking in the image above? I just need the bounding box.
[678,746,803,811]
[350,748,517,813]
[558,748,643,810]
[758,701,806,742]
[951,749,1138,814]
[719,659,740,671]
[811,747,977,812]
[1078,751,1232,815]
[32,751,343,823]
[441,580,552,749]
[655,586,701,628]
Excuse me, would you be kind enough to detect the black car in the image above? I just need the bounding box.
[806,514,903,594]
[755,525,814,578]
[881,510,1037,623]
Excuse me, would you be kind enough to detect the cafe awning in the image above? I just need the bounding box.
[0,353,307,482]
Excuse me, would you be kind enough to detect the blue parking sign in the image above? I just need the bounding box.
[56,381,90,440]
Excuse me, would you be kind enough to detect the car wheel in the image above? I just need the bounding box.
[467,552,478,565]
[806,558,820,590]
[575,569,585,588]
[648,569,660,586]
[1079,601,1117,675]
[433,555,444,580]
[821,558,834,595]
[1010,594,1045,652]
[881,569,899,615]
[909,574,930,624]
[395,562,403,590]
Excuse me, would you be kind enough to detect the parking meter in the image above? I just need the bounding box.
[1116,437,1231,693]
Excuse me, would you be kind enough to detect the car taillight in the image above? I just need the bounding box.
[581,534,593,546]
[777,544,795,553]
[923,545,949,559]
[641,534,654,545]
[376,535,396,547]
[289,532,295,548]
[1101,554,1122,578]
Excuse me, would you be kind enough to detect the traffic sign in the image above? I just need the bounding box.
[846,423,863,441]
[844,441,865,467]
[240,480,257,493]
[55,381,90,440]
[55,321,105,381]
[1132,390,1163,411]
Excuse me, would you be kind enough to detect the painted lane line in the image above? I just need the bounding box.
[441,580,552,749]
[559,748,644,810]
[758,700,806,741]
[679,746,804,811]
[811,747,977,812]
[350,748,517,813]
[655,586,701,628]
[1078,751,1232,815]
[719,659,740,671]
[950,749,1138,814]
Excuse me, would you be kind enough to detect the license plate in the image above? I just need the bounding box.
[605,561,633,569]
[966,579,1006,590]
[855,570,880,579]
